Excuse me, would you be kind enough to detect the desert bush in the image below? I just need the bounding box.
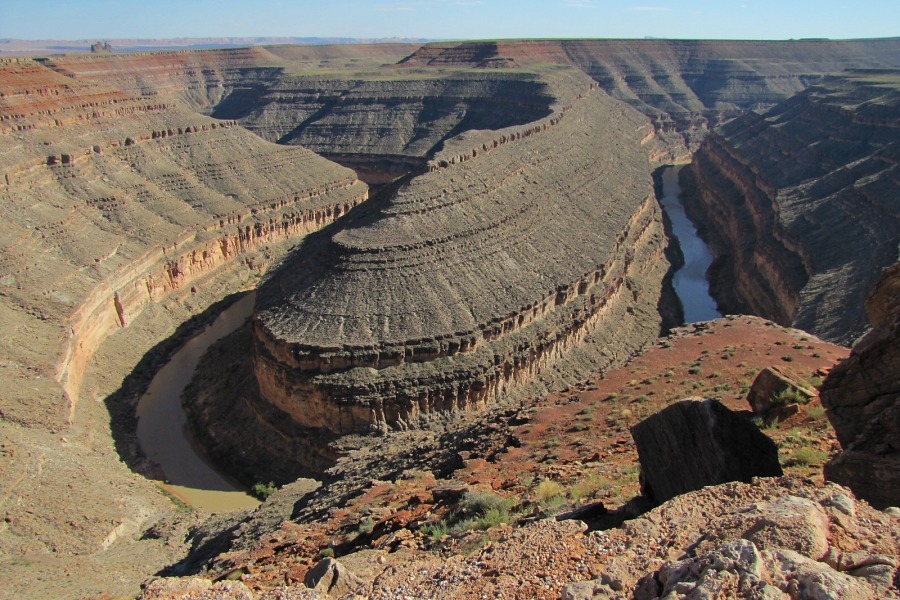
[251,481,277,500]
[770,387,809,407]
[534,479,564,503]
[476,507,510,530]
[806,404,826,421]
[357,517,375,535]
[463,490,511,515]
[570,474,612,501]
[422,521,450,542]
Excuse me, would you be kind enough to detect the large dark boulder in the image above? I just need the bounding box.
[631,399,782,504]
[821,263,900,509]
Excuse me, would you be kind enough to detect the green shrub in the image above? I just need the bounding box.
[476,507,510,530]
[250,481,277,500]
[357,517,375,535]
[422,521,450,542]
[570,474,612,501]
[463,490,511,515]
[770,387,809,407]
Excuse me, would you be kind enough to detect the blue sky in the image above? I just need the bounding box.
[2,0,897,41]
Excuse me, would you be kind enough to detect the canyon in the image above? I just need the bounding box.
[0,39,899,599]
[682,70,900,345]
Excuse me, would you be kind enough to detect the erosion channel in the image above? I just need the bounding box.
[658,165,721,323]
[136,293,259,512]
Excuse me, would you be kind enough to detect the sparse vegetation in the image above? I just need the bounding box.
[422,521,450,542]
[534,479,564,503]
[806,404,827,421]
[357,517,375,535]
[786,447,828,467]
[770,387,809,407]
[250,481,277,500]
[570,474,612,500]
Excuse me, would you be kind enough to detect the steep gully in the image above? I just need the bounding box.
[135,164,720,509]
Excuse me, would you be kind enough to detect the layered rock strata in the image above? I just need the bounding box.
[0,57,367,422]
[822,263,900,509]
[681,71,900,345]
[252,85,669,435]
[401,38,900,152]
[0,56,365,587]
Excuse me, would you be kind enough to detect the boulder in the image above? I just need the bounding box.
[631,399,782,504]
[746,365,816,414]
[821,263,900,509]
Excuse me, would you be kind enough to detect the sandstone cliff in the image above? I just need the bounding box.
[249,76,669,438]
[681,71,900,345]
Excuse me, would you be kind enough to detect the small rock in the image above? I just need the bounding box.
[304,557,365,597]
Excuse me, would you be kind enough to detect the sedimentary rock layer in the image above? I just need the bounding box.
[252,83,669,435]
[0,56,366,584]
[681,71,900,345]
[0,57,366,426]
[46,39,900,175]
[401,39,900,152]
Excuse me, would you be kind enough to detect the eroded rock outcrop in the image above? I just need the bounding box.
[250,81,670,437]
[681,71,900,345]
[822,263,900,509]
[631,399,782,504]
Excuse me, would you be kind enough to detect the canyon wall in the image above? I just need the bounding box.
[0,55,367,594]
[45,39,900,179]
[400,38,900,154]
[250,76,670,436]
[681,71,900,345]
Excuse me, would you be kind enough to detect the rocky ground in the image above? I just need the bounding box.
[128,315,900,599]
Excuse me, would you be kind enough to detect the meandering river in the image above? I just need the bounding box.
[134,164,720,513]
[658,165,722,323]
[136,292,259,512]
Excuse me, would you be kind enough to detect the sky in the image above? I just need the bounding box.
[1,0,898,41]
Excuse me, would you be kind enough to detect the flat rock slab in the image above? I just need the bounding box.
[631,399,782,504]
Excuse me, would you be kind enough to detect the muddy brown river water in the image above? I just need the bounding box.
[136,292,260,512]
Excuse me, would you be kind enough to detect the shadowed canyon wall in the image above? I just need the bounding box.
[681,71,900,345]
